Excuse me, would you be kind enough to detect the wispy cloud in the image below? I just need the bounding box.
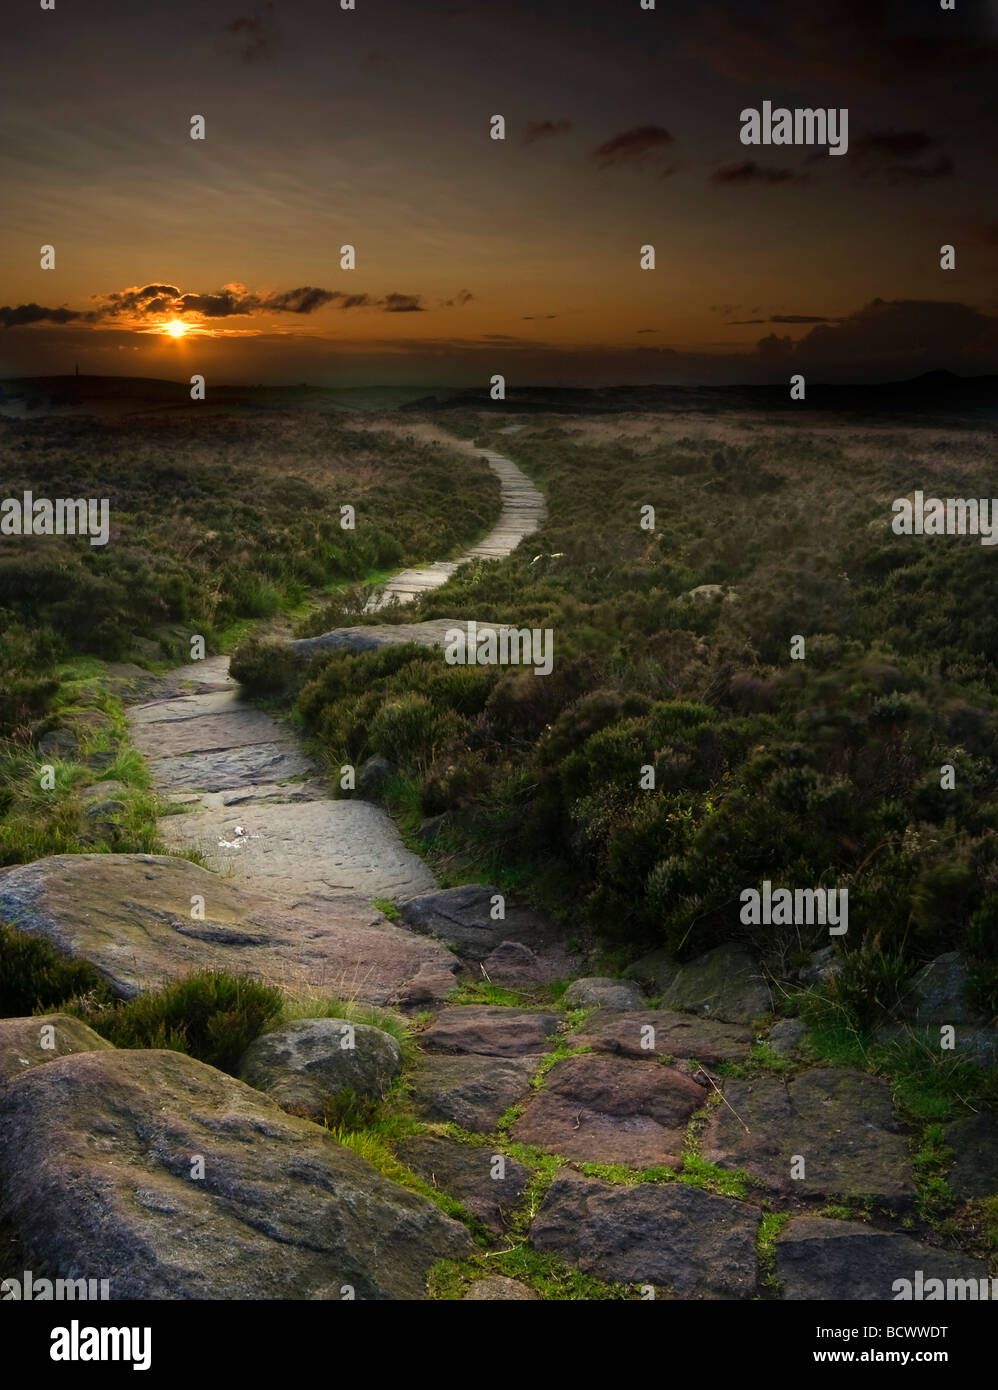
[591,125,674,170]
[711,161,808,186]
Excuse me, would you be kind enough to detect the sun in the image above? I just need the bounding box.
[165,319,188,338]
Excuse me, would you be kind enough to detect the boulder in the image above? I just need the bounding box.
[420,1006,560,1058]
[659,943,772,1024]
[394,1135,530,1232]
[530,1170,758,1298]
[399,884,560,962]
[562,977,646,1012]
[0,1049,472,1299]
[798,945,843,987]
[572,1009,752,1066]
[36,728,79,760]
[511,1054,703,1167]
[79,780,127,801]
[238,1018,403,1121]
[357,756,396,799]
[0,1014,113,1085]
[409,1054,539,1132]
[414,814,447,843]
[481,939,585,989]
[704,1069,915,1205]
[684,584,736,605]
[901,953,982,1025]
[623,948,680,994]
[765,1018,808,1056]
[0,853,459,1006]
[944,1114,998,1200]
[775,1216,991,1300]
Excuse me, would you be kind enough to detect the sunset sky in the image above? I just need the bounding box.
[2,0,997,385]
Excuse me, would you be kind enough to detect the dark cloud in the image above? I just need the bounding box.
[525,119,572,145]
[265,286,337,314]
[3,283,356,328]
[379,293,424,313]
[711,161,808,186]
[591,125,674,170]
[0,303,85,328]
[771,315,830,324]
[222,3,280,64]
[850,130,955,184]
[441,289,474,307]
[637,328,658,333]
[175,289,257,317]
[760,298,998,373]
[101,284,181,314]
[685,0,998,90]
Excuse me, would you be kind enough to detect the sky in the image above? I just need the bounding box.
[1,0,997,386]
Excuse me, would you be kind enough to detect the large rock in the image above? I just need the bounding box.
[704,1069,915,1205]
[530,1171,758,1298]
[562,977,646,1011]
[0,1014,113,1085]
[765,1018,808,1056]
[158,798,438,906]
[944,1114,998,1200]
[775,1217,991,1300]
[394,1135,530,1232]
[480,939,582,988]
[511,1054,703,1167]
[572,1009,752,1066]
[901,953,982,1025]
[420,1006,560,1057]
[151,743,315,793]
[399,884,560,962]
[0,1049,472,1299]
[238,1018,403,1121]
[659,943,772,1024]
[409,1054,539,1132]
[356,756,396,798]
[873,1022,997,1068]
[130,708,281,758]
[623,948,681,994]
[289,619,463,660]
[36,728,79,760]
[0,853,458,1006]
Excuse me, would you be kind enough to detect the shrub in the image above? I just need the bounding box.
[0,919,109,1016]
[81,971,283,1074]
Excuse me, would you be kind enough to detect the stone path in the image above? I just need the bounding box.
[363,443,546,611]
[130,442,545,904]
[3,435,988,1301]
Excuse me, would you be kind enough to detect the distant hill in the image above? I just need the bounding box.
[401,373,998,419]
[2,372,995,421]
[0,377,457,419]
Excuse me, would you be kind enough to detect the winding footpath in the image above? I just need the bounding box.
[129,438,546,905]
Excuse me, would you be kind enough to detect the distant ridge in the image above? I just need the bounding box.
[400,372,998,418]
[2,372,995,420]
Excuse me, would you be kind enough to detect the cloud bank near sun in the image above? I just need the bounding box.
[0,281,461,331]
